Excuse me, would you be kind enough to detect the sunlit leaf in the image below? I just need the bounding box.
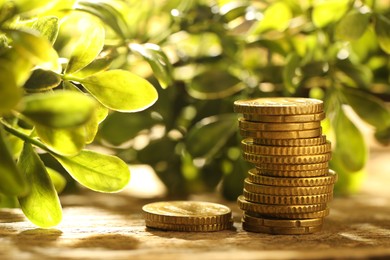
[330,157,365,196]
[335,10,370,41]
[186,114,238,161]
[79,70,158,112]
[65,18,105,74]
[374,14,390,54]
[6,29,60,71]
[31,16,59,44]
[187,69,244,100]
[17,142,62,228]
[312,0,350,28]
[0,1,16,24]
[13,0,54,13]
[336,59,373,88]
[129,43,173,89]
[332,107,367,172]
[342,87,390,130]
[75,0,128,39]
[250,2,292,34]
[0,49,33,87]
[283,53,300,95]
[23,69,61,92]
[35,125,86,156]
[84,102,108,144]
[21,91,96,128]
[53,150,130,193]
[0,125,28,196]
[0,67,22,114]
[46,167,66,194]
[72,54,114,78]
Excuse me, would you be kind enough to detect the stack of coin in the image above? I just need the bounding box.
[142,201,233,232]
[233,97,337,235]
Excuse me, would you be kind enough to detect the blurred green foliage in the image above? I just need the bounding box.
[1,0,390,227]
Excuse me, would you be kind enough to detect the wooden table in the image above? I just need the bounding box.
[1,149,390,260]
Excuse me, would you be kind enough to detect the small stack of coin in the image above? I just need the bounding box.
[142,201,233,232]
[233,97,337,235]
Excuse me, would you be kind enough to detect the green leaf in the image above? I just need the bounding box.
[17,142,62,228]
[342,87,390,130]
[7,29,60,72]
[186,114,238,161]
[21,91,96,128]
[71,54,114,78]
[13,0,54,13]
[46,167,66,194]
[374,14,390,54]
[75,1,128,39]
[0,67,22,114]
[84,102,108,144]
[0,49,33,87]
[336,59,373,88]
[31,16,59,44]
[283,53,300,95]
[312,0,350,28]
[374,127,390,145]
[250,2,292,34]
[221,157,250,201]
[0,125,28,196]
[79,70,158,112]
[332,108,367,172]
[35,125,86,156]
[65,18,105,74]
[0,194,19,208]
[129,43,173,89]
[23,69,61,93]
[53,150,130,193]
[187,69,244,100]
[335,10,370,41]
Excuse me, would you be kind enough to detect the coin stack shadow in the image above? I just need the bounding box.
[234,98,337,235]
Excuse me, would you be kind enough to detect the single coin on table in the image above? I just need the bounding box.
[142,201,232,230]
[234,97,324,115]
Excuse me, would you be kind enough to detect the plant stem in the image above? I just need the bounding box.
[0,120,50,153]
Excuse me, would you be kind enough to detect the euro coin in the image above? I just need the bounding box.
[246,207,330,219]
[243,189,333,204]
[142,201,232,226]
[238,118,321,131]
[255,162,328,171]
[254,168,329,178]
[243,214,323,228]
[254,136,327,146]
[243,152,331,164]
[240,128,322,139]
[243,112,326,123]
[145,220,233,232]
[242,221,322,234]
[234,97,323,115]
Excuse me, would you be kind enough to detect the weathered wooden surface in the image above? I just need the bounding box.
[1,149,390,260]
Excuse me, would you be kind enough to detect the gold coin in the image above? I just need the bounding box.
[243,112,326,123]
[238,118,321,131]
[244,179,334,195]
[254,136,327,147]
[142,201,232,225]
[242,221,323,234]
[243,152,331,164]
[234,97,323,115]
[254,167,329,177]
[243,189,333,205]
[237,195,327,214]
[240,128,322,139]
[242,139,331,155]
[248,169,337,186]
[145,220,233,232]
[256,162,328,171]
[246,207,330,219]
[243,214,323,228]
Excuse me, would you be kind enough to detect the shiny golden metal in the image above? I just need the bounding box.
[243,179,334,196]
[255,162,329,171]
[243,152,331,164]
[254,135,327,147]
[243,214,323,227]
[237,195,327,214]
[142,201,232,225]
[247,169,337,186]
[234,97,323,115]
[145,220,233,232]
[238,118,321,131]
[242,221,323,234]
[243,189,333,205]
[240,128,322,139]
[242,139,331,155]
[246,207,330,219]
[243,112,326,123]
[253,168,329,178]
